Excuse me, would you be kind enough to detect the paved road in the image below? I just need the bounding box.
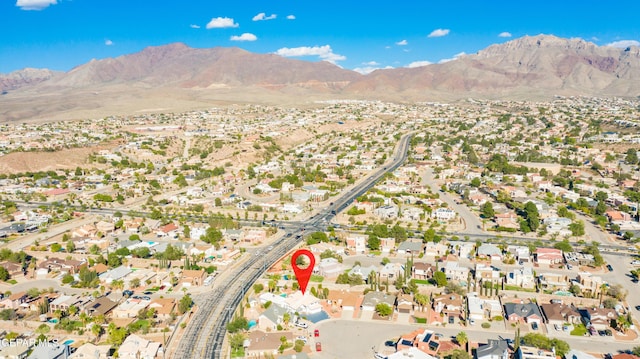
[422,168,484,235]
[314,319,638,359]
[0,279,86,295]
[172,133,414,359]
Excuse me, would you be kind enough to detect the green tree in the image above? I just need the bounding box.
[554,239,573,252]
[229,333,246,355]
[375,303,393,317]
[433,271,448,287]
[521,333,570,357]
[0,267,10,281]
[367,235,381,251]
[523,201,540,232]
[626,148,638,165]
[178,294,193,314]
[481,202,495,218]
[569,221,585,237]
[107,323,127,345]
[455,331,468,348]
[226,317,249,333]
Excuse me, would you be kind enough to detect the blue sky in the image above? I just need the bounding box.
[2,0,640,74]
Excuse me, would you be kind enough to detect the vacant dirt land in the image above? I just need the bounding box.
[0,145,112,174]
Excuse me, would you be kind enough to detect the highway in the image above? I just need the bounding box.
[172,132,413,359]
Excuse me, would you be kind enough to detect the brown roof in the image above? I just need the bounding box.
[182,269,205,278]
[247,331,293,351]
[85,297,118,316]
[150,298,176,315]
[92,263,109,274]
[327,290,361,307]
[539,303,579,321]
[612,354,640,359]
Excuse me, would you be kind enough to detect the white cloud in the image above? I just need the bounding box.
[230,33,257,42]
[606,40,640,48]
[286,15,296,20]
[407,60,432,68]
[253,13,277,21]
[498,32,512,38]
[274,45,346,63]
[206,17,239,29]
[363,61,380,66]
[396,39,408,46]
[190,24,201,29]
[428,28,450,38]
[438,52,466,64]
[105,39,113,46]
[16,0,56,10]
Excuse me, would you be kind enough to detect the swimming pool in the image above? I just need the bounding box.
[62,339,74,346]
[304,310,329,323]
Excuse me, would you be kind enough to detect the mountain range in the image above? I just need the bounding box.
[2,34,639,122]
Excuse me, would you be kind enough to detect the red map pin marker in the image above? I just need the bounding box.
[291,249,315,295]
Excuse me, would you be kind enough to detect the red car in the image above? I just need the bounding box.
[316,342,322,352]
[314,329,320,337]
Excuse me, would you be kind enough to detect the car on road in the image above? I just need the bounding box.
[606,264,614,271]
[315,342,322,352]
[635,305,640,311]
[143,291,153,295]
[294,321,308,329]
[314,329,320,337]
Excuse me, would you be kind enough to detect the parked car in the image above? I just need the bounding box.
[294,321,308,329]
[315,342,322,352]
[606,264,614,271]
[314,329,320,337]
[531,322,538,330]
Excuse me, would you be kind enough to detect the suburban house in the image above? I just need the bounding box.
[538,272,570,291]
[432,293,465,324]
[444,262,470,282]
[361,291,396,312]
[117,334,161,359]
[535,248,564,265]
[245,331,294,358]
[82,296,118,316]
[564,252,595,266]
[396,293,414,314]
[181,269,207,287]
[327,290,361,312]
[467,293,502,321]
[257,303,288,331]
[539,303,582,327]
[112,298,150,319]
[505,267,535,289]
[515,346,556,359]
[346,235,367,254]
[424,242,449,258]
[477,244,503,262]
[148,298,176,321]
[475,339,510,359]
[581,307,618,330]
[504,302,543,324]
[412,262,436,280]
